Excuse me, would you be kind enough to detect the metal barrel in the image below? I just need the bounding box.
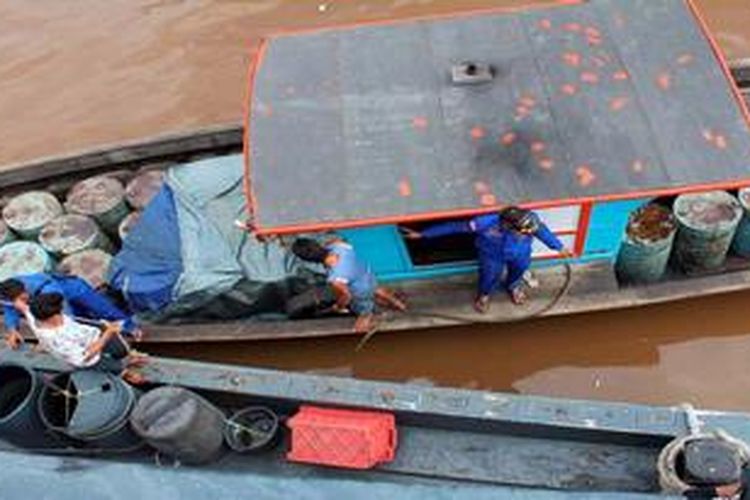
[118,211,141,242]
[2,191,63,240]
[0,363,60,448]
[125,170,164,211]
[130,386,225,464]
[731,187,750,258]
[57,249,113,290]
[672,191,743,273]
[65,176,130,236]
[39,214,113,258]
[0,220,16,247]
[615,203,677,284]
[0,242,53,282]
[38,370,141,449]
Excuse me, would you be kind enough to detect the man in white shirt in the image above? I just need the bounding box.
[27,293,145,383]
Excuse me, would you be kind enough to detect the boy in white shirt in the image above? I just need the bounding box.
[27,293,145,383]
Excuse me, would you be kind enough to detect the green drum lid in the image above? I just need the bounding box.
[39,215,101,256]
[0,242,51,281]
[673,191,742,232]
[66,176,126,216]
[58,249,112,289]
[118,212,141,241]
[2,191,63,234]
[126,171,164,210]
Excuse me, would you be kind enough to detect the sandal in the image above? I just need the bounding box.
[473,295,491,314]
[510,287,528,305]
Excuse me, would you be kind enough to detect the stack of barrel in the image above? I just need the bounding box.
[0,169,165,288]
[0,362,279,463]
[616,189,750,284]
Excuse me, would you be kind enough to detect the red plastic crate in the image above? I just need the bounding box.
[286,406,398,469]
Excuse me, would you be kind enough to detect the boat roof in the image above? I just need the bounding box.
[245,0,750,235]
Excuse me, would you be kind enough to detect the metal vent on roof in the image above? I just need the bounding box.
[451,62,495,85]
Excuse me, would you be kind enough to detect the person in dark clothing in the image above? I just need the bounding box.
[402,206,572,313]
[0,273,141,349]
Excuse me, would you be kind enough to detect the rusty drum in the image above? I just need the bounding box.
[2,191,63,240]
[57,249,112,290]
[126,170,164,210]
[65,176,130,235]
[0,242,53,282]
[39,214,113,258]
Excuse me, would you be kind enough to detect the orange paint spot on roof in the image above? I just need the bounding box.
[538,158,555,171]
[564,23,582,32]
[581,72,600,84]
[656,72,672,90]
[470,126,486,140]
[561,83,578,96]
[585,27,602,38]
[562,52,582,67]
[576,165,596,187]
[587,36,603,46]
[519,95,536,108]
[702,129,715,142]
[531,141,546,153]
[474,181,490,194]
[480,194,497,206]
[411,116,428,129]
[592,56,607,68]
[715,135,728,150]
[613,70,629,81]
[500,132,517,146]
[398,178,412,198]
[610,97,629,112]
[677,53,695,65]
[631,160,645,173]
[539,19,552,30]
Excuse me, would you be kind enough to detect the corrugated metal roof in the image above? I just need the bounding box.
[247,0,750,234]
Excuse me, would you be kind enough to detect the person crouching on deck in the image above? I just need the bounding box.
[291,238,406,333]
[26,293,145,384]
[0,273,141,349]
[402,206,572,313]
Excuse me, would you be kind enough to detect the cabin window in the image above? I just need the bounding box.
[400,204,587,267]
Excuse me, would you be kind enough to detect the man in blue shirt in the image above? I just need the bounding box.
[0,273,140,348]
[292,238,405,333]
[403,206,572,313]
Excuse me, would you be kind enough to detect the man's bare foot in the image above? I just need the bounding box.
[510,287,528,305]
[354,314,378,334]
[121,369,147,385]
[126,352,149,368]
[473,295,490,314]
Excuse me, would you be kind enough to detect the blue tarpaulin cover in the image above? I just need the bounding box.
[109,155,299,316]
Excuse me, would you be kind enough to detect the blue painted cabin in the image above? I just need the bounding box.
[340,199,648,283]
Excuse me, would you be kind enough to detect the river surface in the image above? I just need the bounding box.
[2,0,750,411]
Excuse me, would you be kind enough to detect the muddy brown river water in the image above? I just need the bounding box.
[2,0,750,410]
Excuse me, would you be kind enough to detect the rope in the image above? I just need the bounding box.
[356,262,573,351]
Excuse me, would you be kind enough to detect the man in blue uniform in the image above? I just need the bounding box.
[292,238,405,333]
[0,273,140,348]
[403,206,572,313]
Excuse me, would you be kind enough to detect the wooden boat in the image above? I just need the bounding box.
[2,345,750,496]
[4,0,750,343]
